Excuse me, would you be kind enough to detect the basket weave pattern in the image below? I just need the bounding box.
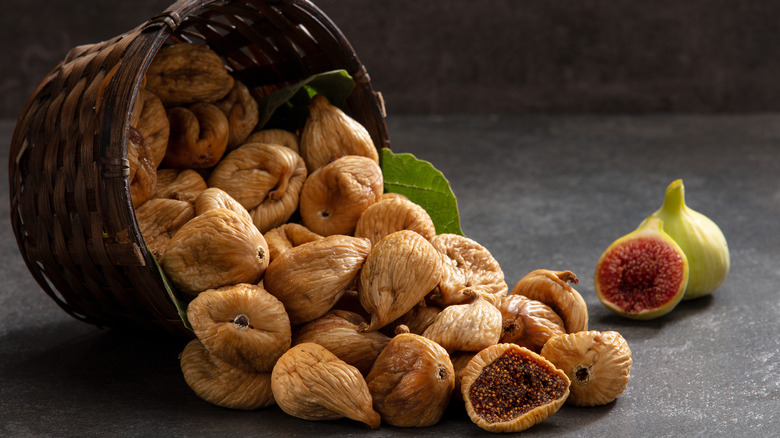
[9,0,389,336]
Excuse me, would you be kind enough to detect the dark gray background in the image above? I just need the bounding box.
[3,0,780,119]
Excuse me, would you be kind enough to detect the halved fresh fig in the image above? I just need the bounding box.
[594,216,688,320]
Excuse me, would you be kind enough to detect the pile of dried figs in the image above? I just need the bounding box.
[129,42,633,433]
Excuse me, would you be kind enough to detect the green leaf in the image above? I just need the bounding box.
[148,248,192,331]
[380,148,464,236]
[257,69,355,132]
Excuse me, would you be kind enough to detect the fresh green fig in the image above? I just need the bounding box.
[594,217,688,320]
[645,179,729,300]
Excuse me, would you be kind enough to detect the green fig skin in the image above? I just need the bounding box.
[594,217,689,320]
[646,179,730,300]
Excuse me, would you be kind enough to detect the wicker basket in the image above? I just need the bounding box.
[9,0,389,337]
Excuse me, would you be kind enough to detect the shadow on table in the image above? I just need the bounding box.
[593,294,716,339]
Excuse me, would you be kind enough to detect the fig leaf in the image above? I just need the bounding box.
[256,69,355,132]
[149,248,192,331]
[380,148,464,236]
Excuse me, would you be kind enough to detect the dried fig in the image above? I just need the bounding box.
[365,329,455,427]
[450,351,477,401]
[460,344,570,433]
[292,310,390,375]
[512,269,588,333]
[146,43,234,106]
[153,168,207,205]
[299,155,383,236]
[207,143,307,233]
[135,89,169,167]
[162,208,269,298]
[496,294,566,353]
[194,187,252,223]
[263,223,323,263]
[187,283,291,373]
[541,330,632,407]
[164,102,229,169]
[422,291,502,352]
[430,233,508,306]
[271,342,381,428]
[358,230,442,331]
[128,126,157,207]
[299,94,379,173]
[135,198,195,259]
[263,235,371,325]
[354,196,436,245]
[180,339,274,410]
[245,129,299,154]
[381,303,442,337]
[214,80,259,150]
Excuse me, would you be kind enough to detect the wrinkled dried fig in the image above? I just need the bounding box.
[292,310,390,375]
[365,329,455,427]
[193,187,252,223]
[512,269,588,333]
[541,330,632,407]
[450,351,477,401]
[128,127,157,207]
[264,235,371,325]
[187,283,291,373]
[208,143,307,233]
[164,102,229,169]
[146,43,234,106]
[263,223,323,263]
[461,344,570,433]
[162,208,268,298]
[299,94,379,173]
[180,339,274,410]
[153,168,207,205]
[271,342,381,428]
[215,80,259,150]
[245,129,299,154]
[135,89,169,167]
[430,233,508,306]
[135,198,195,259]
[497,294,566,353]
[381,303,442,337]
[354,196,436,245]
[299,155,383,236]
[422,291,502,352]
[358,230,442,331]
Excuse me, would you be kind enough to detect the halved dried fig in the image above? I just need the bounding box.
[358,230,442,331]
[263,235,371,325]
[299,94,379,173]
[207,143,307,233]
[540,330,632,407]
[214,80,259,150]
[271,342,381,428]
[164,102,229,169]
[299,155,383,236]
[292,310,390,375]
[365,328,454,427]
[245,129,299,154]
[146,43,234,106]
[263,223,323,263]
[497,294,566,353]
[511,269,588,333]
[461,344,570,433]
[354,196,436,245]
[430,233,508,306]
[187,283,291,373]
[162,208,268,298]
[180,339,274,410]
[153,168,207,205]
[135,197,195,259]
[422,291,502,352]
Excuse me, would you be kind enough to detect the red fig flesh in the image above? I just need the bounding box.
[594,217,688,320]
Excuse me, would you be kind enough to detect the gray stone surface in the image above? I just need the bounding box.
[2,114,779,436]
[4,0,780,118]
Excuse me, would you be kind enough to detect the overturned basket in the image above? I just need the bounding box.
[9,0,389,337]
